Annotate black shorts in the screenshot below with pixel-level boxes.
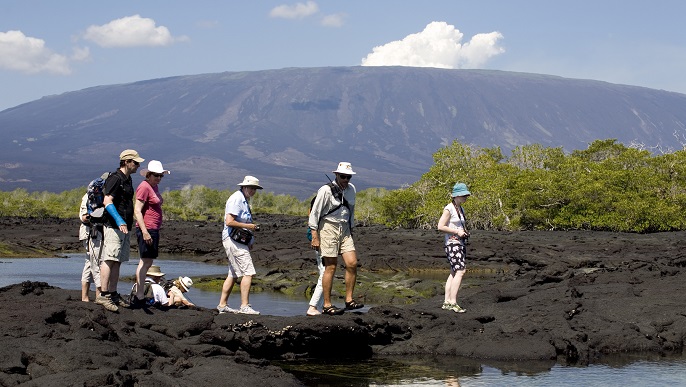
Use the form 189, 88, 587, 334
444, 242, 466, 272
136, 228, 160, 258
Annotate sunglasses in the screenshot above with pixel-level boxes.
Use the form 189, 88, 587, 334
151, 173, 164, 178
338, 174, 352, 180
130, 160, 140, 166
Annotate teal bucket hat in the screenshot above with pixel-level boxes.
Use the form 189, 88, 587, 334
451, 183, 471, 197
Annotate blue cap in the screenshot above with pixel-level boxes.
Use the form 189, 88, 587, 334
451, 183, 471, 197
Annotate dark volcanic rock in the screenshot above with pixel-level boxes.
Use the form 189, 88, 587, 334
2, 216, 686, 384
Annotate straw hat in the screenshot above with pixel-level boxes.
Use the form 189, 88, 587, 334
146, 265, 165, 277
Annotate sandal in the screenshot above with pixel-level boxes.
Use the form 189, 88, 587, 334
345, 300, 364, 310
322, 305, 345, 315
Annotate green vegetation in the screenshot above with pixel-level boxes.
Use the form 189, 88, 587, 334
2, 139, 685, 232
378, 139, 686, 232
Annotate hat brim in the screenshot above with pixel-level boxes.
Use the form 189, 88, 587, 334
140, 169, 171, 177
238, 183, 263, 189
452, 191, 471, 197
122, 156, 145, 163
147, 272, 165, 277
333, 170, 356, 175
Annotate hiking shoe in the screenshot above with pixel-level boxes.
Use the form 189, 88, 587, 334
111, 292, 130, 308
95, 294, 119, 312
345, 300, 364, 310
129, 295, 146, 309
217, 305, 238, 314
322, 305, 345, 315
441, 302, 453, 310
450, 304, 466, 313
237, 304, 260, 315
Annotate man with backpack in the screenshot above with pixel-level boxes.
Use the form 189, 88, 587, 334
95, 149, 144, 312
308, 162, 364, 315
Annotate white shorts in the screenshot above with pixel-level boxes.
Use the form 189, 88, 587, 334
222, 238, 256, 278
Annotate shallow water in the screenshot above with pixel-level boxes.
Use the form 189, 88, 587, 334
0, 254, 316, 316
281, 353, 686, 386
2, 256, 685, 385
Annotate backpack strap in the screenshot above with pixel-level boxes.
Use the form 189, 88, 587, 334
320, 183, 351, 220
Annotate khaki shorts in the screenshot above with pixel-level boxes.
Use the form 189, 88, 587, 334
102, 226, 131, 263
222, 238, 256, 278
81, 237, 102, 287
319, 221, 355, 258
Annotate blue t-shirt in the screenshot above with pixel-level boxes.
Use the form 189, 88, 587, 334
221, 190, 253, 241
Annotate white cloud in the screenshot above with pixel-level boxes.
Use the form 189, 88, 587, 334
71, 46, 91, 62
320, 13, 346, 28
269, 1, 319, 19
0, 30, 71, 74
361, 21, 504, 69
83, 15, 187, 47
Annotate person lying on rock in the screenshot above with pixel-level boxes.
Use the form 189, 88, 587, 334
168, 276, 195, 307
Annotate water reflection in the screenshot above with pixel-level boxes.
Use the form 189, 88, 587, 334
280, 353, 686, 386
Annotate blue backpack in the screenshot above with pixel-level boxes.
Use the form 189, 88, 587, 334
86, 172, 111, 223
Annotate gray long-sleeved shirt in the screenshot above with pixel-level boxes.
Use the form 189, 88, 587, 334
308, 182, 356, 230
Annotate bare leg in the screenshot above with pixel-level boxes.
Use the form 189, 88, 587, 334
81, 281, 90, 302
341, 250, 358, 303
446, 270, 464, 304
322, 256, 337, 307
135, 258, 153, 299
240, 275, 252, 307
218, 276, 235, 307
444, 274, 451, 304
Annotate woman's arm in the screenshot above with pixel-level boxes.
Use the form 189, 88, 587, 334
225, 213, 257, 231
134, 198, 152, 244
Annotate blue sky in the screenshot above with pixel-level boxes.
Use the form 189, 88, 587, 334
1, 1, 685, 111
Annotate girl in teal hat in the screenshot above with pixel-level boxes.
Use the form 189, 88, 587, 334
437, 182, 471, 313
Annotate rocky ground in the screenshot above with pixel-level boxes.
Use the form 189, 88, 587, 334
1, 215, 686, 386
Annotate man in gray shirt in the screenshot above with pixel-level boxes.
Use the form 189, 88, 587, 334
308, 162, 364, 315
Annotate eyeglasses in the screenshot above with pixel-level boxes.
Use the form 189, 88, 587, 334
338, 174, 352, 180
151, 173, 164, 178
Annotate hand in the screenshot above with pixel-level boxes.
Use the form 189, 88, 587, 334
119, 224, 129, 234
310, 234, 320, 250
144, 231, 153, 245
252, 223, 261, 232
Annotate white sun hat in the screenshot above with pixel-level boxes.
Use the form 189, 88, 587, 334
237, 175, 263, 189
332, 162, 356, 175
140, 160, 170, 177
178, 276, 193, 292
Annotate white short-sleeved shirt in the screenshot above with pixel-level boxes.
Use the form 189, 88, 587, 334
221, 190, 253, 241
443, 203, 466, 245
